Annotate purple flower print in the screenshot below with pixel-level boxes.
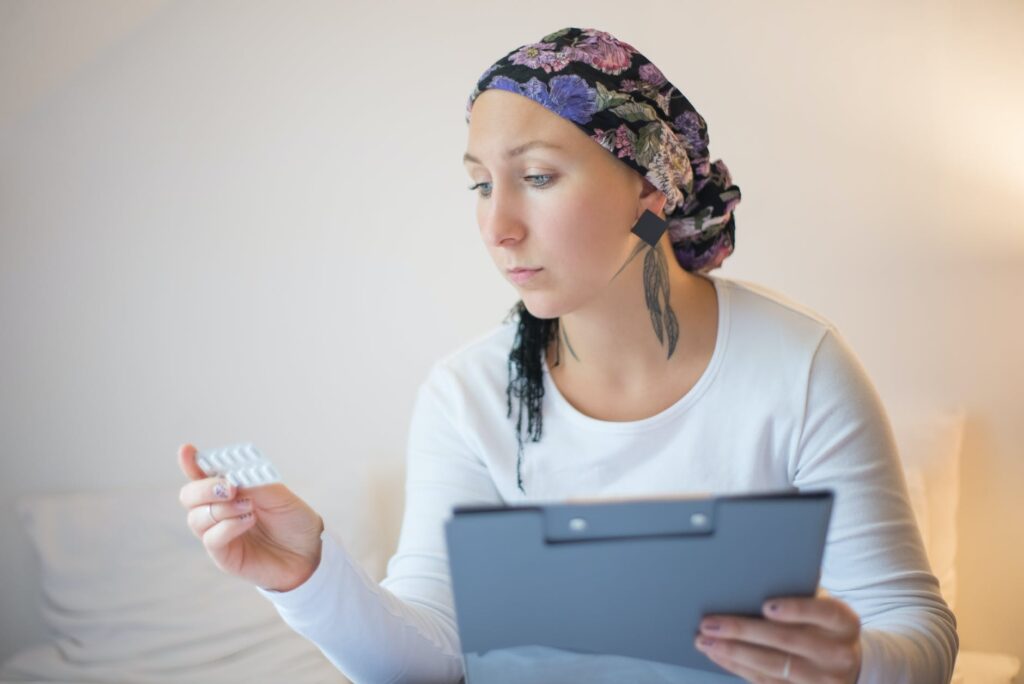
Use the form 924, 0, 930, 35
639, 63, 666, 87
521, 77, 551, 103
507, 28, 637, 75
487, 75, 526, 96
548, 75, 599, 124
486, 74, 598, 125
509, 41, 575, 73
612, 63, 672, 117
670, 208, 734, 272
613, 124, 635, 159
571, 29, 636, 74
674, 110, 709, 154
591, 124, 637, 160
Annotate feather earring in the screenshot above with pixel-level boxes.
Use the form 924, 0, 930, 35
632, 209, 679, 359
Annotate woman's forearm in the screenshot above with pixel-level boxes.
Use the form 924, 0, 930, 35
256, 528, 465, 684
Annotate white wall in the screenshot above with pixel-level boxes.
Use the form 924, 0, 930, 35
1, 0, 1021, 667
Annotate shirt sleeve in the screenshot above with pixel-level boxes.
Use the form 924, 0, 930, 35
255, 360, 503, 684
791, 326, 959, 683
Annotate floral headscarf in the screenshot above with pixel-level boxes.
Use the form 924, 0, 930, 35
465, 27, 742, 273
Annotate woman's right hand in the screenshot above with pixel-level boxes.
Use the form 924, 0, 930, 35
177, 443, 325, 592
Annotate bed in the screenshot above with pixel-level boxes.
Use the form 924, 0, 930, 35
1, 404, 1019, 683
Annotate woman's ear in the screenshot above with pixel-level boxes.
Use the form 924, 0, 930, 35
638, 177, 669, 219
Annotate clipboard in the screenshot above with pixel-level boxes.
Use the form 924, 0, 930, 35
444, 489, 834, 683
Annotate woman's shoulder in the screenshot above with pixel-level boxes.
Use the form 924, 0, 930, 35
707, 274, 850, 380
713, 274, 837, 343
715, 274, 835, 329
709, 276, 869, 412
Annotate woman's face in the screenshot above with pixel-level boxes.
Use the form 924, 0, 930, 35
463, 89, 654, 319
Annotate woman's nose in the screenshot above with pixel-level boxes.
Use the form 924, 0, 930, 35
480, 201, 525, 246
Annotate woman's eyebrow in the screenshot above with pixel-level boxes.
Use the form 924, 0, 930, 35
462, 140, 565, 165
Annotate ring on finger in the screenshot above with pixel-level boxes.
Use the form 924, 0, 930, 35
207, 502, 219, 524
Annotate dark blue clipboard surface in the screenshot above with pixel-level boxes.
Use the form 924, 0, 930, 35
444, 489, 834, 683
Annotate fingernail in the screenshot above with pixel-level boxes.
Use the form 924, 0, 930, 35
697, 636, 715, 648
701, 620, 721, 632
213, 482, 231, 499
767, 602, 780, 612
233, 498, 251, 511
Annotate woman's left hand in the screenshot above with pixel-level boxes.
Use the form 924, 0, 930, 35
694, 595, 863, 683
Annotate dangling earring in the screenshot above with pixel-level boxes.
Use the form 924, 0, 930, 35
632, 209, 680, 359
631, 208, 669, 247
612, 208, 670, 281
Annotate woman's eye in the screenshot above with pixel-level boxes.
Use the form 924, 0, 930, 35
467, 175, 553, 198
468, 181, 492, 197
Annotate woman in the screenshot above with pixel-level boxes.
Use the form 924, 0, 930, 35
177, 27, 957, 683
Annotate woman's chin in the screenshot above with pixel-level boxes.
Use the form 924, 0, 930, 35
518, 293, 567, 321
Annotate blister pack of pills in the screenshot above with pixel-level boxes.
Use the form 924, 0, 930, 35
196, 442, 282, 487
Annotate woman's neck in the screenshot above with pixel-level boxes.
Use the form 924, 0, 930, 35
545, 263, 718, 398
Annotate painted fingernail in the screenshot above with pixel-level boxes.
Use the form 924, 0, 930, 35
701, 620, 721, 632
767, 602, 780, 613
213, 482, 231, 499
233, 498, 251, 511
697, 636, 715, 648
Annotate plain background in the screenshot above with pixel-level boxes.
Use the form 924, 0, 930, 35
1, 0, 1022, 668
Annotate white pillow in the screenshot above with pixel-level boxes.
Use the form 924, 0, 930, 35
886, 402, 965, 611
3, 467, 395, 684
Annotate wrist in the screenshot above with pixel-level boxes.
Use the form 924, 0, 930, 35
270, 518, 325, 592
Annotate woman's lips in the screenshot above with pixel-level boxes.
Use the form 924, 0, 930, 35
508, 267, 543, 284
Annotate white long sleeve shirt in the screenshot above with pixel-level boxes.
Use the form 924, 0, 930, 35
257, 272, 958, 683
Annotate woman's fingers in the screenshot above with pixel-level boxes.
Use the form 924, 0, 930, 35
202, 510, 258, 551
696, 596, 863, 682
177, 443, 263, 568
177, 443, 207, 481
698, 616, 825, 663
701, 646, 802, 684
186, 497, 254, 538
178, 476, 236, 509
762, 597, 861, 639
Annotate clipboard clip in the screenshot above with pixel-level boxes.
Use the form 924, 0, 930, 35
542, 499, 716, 544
